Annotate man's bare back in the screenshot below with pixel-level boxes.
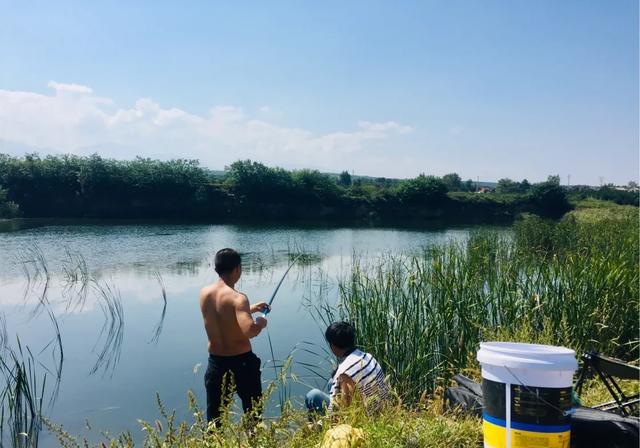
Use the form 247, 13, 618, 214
200, 279, 268, 356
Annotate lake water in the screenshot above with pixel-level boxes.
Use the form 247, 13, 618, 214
0, 223, 475, 446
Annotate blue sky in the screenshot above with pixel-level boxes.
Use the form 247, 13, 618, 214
0, 1, 637, 184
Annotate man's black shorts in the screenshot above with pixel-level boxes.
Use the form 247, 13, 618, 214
204, 351, 262, 423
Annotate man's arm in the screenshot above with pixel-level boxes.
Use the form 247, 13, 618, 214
338, 373, 356, 406
235, 294, 267, 339
249, 301, 271, 314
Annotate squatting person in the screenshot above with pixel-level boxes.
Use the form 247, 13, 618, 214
199, 248, 270, 424
305, 321, 390, 415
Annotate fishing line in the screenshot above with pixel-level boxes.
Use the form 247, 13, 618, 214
264, 254, 303, 314
505, 366, 576, 417
258, 254, 302, 409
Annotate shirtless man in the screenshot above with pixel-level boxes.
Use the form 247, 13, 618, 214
200, 248, 270, 424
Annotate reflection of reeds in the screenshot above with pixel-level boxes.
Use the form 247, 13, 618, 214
15, 244, 50, 317
149, 270, 167, 344
38, 307, 64, 406
89, 279, 125, 377
61, 247, 90, 312
286, 241, 322, 266
0, 314, 7, 353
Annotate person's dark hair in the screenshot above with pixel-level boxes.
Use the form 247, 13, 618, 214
325, 321, 356, 350
214, 248, 241, 275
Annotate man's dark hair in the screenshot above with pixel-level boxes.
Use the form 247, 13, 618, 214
214, 248, 241, 275
325, 321, 356, 350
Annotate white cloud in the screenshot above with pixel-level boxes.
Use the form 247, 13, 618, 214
47, 81, 94, 94
0, 82, 414, 171
358, 120, 413, 135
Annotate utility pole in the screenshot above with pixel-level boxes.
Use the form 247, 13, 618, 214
599, 176, 604, 187
567, 174, 571, 187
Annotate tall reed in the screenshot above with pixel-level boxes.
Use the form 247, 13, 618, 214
0, 339, 46, 448
316, 209, 639, 404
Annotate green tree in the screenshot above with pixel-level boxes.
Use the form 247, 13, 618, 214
291, 169, 339, 202
396, 175, 448, 205
547, 175, 561, 185
225, 160, 293, 200
338, 170, 352, 187
442, 173, 462, 191
496, 178, 519, 194
0, 186, 19, 218
464, 179, 475, 192
519, 179, 531, 193
529, 177, 570, 218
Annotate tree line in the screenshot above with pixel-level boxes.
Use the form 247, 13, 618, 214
0, 153, 636, 222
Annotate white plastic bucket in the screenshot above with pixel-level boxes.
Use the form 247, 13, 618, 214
477, 342, 578, 448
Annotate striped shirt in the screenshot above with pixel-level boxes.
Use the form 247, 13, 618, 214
328, 349, 390, 412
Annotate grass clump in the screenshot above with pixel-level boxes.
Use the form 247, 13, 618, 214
48, 389, 482, 448
314, 204, 638, 404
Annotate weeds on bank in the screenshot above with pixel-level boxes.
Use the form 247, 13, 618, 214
47, 387, 483, 448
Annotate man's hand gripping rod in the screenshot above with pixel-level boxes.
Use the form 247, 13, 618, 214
258, 254, 302, 318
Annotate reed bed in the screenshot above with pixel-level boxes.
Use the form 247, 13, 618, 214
315, 209, 639, 404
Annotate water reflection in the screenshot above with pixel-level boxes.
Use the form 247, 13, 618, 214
0, 223, 475, 446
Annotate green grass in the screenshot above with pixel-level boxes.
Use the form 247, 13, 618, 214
578, 378, 639, 409
48, 389, 483, 448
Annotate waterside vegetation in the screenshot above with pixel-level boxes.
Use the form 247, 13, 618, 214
2, 154, 635, 223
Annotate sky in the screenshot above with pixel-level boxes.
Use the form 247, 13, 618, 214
0, 1, 638, 185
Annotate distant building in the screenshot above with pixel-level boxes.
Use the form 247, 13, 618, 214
616, 185, 639, 192
476, 187, 492, 194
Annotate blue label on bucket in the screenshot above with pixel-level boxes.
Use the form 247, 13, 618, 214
483, 413, 570, 433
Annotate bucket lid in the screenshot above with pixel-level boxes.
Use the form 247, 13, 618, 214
477, 342, 578, 371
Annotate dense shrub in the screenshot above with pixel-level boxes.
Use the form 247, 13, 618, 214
1, 153, 631, 223
528, 177, 571, 218
0, 186, 19, 218
568, 185, 639, 206
0, 153, 211, 218
395, 175, 448, 205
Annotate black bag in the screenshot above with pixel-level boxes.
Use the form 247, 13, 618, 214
570, 407, 639, 448
444, 374, 483, 417
443, 374, 640, 448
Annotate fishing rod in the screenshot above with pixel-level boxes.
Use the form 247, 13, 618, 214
260, 253, 302, 316
259, 253, 302, 405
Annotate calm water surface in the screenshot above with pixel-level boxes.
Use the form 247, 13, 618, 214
0, 223, 475, 446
